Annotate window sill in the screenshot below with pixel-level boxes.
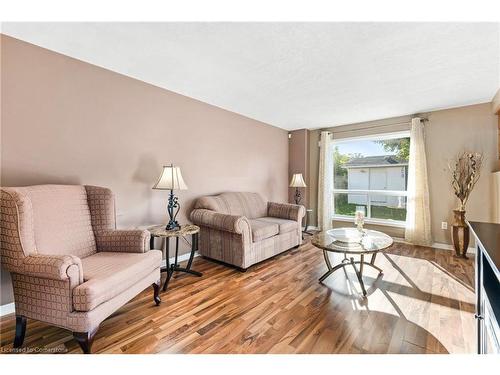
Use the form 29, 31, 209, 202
332, 215, 407, 229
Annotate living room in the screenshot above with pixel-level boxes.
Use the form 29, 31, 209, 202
0, 1, 499, 372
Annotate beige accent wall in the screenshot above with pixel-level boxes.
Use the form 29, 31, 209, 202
493, 172, 500, 223
492, 88, 500, 222
0, 35, 289, 306
492, 88, 500, 170
307, 103, 498, 244
288, 129, 310, 206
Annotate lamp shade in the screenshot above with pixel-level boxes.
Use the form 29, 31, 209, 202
153, 165, 188, 190
289, 173, 307, 188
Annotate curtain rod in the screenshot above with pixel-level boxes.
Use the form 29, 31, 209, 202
322, 118, 428, 135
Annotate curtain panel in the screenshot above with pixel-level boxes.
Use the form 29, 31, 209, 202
405, 118, 432, 245
317, 131, 333, 231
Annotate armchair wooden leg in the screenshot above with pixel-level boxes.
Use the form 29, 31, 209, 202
13, 315, 27, 348
152, 282, 161, 306
73, 328, 98, 354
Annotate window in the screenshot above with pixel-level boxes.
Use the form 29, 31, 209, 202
332, 131, 410, 226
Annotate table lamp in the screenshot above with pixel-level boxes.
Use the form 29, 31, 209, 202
153, 164, 188, 230
289, 173, 307, 204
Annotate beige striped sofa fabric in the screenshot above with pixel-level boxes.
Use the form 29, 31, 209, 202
0, 185, 161, 334
190, 192, 305, 269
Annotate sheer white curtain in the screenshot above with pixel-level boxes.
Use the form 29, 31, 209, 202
317, 131, 333, 231
405, 118, 432, 245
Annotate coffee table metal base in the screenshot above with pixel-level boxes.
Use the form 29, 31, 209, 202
319, 252, 383, 296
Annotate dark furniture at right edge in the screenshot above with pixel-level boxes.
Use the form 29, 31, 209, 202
468, 221, 500, 354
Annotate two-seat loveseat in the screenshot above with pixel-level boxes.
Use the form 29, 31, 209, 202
190, 192, 305, 270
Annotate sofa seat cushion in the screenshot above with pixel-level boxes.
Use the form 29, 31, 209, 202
73, 250, 162, 312
249, 219, 279, 242
256, 217, 298, 234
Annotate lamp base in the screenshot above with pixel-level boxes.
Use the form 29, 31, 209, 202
294, 188, 302, 205
165, 190, 181, 231
165, 221, 180, 231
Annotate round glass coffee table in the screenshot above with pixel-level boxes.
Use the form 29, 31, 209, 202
312, 228, 393, 296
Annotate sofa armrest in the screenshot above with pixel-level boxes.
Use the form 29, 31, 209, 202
95, 229, 150, 253
190, 209, 251, 234
21, 254, 83, 284
268, 202, 306, 221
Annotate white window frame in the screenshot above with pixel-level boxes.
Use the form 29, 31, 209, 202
332, 131, 410, 228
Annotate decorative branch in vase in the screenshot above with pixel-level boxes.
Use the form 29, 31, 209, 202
448, 151, 483, 258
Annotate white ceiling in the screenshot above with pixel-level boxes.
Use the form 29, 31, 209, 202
2, 22, 499, 130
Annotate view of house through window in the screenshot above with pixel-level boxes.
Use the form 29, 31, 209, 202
332, 132, 410, 224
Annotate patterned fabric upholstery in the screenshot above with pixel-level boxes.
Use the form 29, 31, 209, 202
197, 227, 247, 267
255, 217, 297, 234
245, 230, 298, 267
0, 189, 37, 271
194, 192, 267, 219
21, 254, 83, 283
73, 250, 162, 311
83, 186, 150, 253
248, 219, 279, 242
22, 185, 97, 258
190, 209, 251, 234
0, 184, 161, 334
191, 192, 305, 269
12, 273, 79, 330
68, 269, 159, 332
95, 229, 150, 253
268, 202, 305, 221
267, 201, 305, 241
85, 186, 116, 232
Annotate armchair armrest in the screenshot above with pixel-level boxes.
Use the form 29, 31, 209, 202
21, 254, 83, 284
268, 202, 306, 221
190, 209, 251, 234
95, 229, 150, 253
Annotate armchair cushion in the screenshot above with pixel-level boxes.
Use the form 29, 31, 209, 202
248, 219, 279, 242
73, 250, 162, 311
27, 185, 97, 258
190, 209, 251, 234
268, 202, 305, 221
95, 229, 150, 253
22, 254, 83, 284
255, 217, 297, 235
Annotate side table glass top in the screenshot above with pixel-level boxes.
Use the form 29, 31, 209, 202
312, 228, 393, 254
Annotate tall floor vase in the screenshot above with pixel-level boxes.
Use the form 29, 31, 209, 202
451, 209, 470, 258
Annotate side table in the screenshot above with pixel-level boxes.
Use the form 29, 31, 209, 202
303, 208, 314, 238
148, 224, 202, 291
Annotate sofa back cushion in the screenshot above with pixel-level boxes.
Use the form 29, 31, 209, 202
194, 192, 267, 219
24, 185, 97, 258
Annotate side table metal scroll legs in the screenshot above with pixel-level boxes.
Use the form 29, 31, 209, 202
148, 224, 202, 292
302, 208, 314, 239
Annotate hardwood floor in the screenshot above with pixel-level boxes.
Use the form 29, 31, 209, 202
0, 238, 475, 354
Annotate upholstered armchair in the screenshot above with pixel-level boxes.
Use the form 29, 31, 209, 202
190, 192, 305, 270
0, 185, 162, 353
